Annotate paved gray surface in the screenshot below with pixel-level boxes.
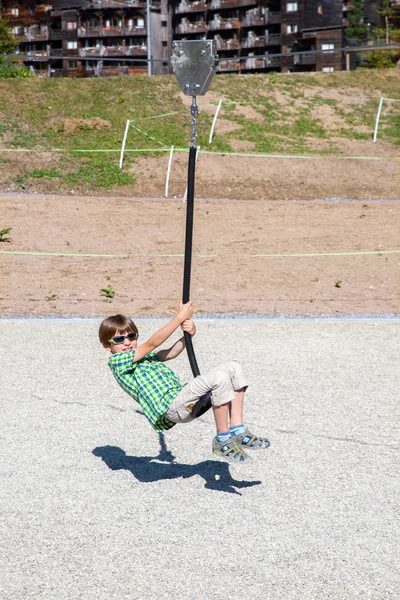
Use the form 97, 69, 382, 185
1, 317, 399, 600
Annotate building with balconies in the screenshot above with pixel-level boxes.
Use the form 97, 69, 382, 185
172, 0, 347, 73
1, 0, 354, 76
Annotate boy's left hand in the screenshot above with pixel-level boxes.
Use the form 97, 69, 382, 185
181, 319, 196, 336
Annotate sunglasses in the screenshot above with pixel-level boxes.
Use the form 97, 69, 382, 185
108, 332, 138, 345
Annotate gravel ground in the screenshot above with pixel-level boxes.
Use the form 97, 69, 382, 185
1, 317, 399, 600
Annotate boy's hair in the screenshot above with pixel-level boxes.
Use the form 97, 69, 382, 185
98, 314, 138, 346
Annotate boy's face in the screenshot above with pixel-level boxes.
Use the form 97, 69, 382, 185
104, 329, 138, 354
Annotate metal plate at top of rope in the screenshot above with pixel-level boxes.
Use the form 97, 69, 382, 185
171, 40, 218, 96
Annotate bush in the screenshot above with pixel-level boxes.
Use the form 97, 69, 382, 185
0, 58, 33, 79
367, 50, 400, 69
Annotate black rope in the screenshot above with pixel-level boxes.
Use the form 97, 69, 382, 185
183, 145, 212, 418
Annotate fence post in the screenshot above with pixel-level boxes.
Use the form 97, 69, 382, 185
373, 98, 384, 143
209, 100, 222, 145
119, 119, 130, 169
165, 145, 174, 198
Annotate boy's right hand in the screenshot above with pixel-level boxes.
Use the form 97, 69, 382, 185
178, 301, 193, 323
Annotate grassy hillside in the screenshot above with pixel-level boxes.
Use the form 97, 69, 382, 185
0, 69, 399, 191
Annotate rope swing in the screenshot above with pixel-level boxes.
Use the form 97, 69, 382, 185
171, 40, 218, 418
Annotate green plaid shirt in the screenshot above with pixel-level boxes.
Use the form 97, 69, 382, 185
108, 350, 183, 432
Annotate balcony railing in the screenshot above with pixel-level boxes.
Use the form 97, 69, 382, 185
266, 10, 281, 24
50, 48, 79, 56
217, 59, 240, 71
293, 53, 316, 65
214, 37, 240, 50
210, 0, 238, 8
241, 14, 265, 27
176, 1, 207, 13
209, 17, 241, 30
78, 26, 146, 37
90, 0, 145, 7
176, 20, 208, 33
241, 32, 281, 48
302, 31, 317, 39
49, 68, 64, 78
210, 0, 257, 7
24, 50, 50, 60
79, 45, 147, 57
265, 55, 281, 67
243, 56, 265, 69
265, 33, 281, 45
241, 37, 265, 48
85, 65, 130, 77
49, 29, 63, 40
15, 31, 50, 42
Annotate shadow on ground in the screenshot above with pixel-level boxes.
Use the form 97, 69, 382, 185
93, 434, 261, 495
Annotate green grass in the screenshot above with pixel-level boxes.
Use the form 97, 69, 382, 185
0, 69, 399, 191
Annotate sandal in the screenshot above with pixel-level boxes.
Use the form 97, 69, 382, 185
233, 428, 270, 450
212, 438, 251, 463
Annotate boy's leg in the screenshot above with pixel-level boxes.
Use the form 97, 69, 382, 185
229, 387, 245, 427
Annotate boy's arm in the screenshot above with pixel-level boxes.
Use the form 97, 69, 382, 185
155, 319, 196, 362
132, 302, 193, 363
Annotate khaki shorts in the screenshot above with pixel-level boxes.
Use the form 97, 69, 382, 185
165, 361, 248, 424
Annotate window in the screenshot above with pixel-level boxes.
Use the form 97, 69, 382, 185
287, 24, 298, 33
11, 7, 19, 15
137, 18, 145, 28
318, 2, 323, 13
162, 20, 167, 27
67, 22, 77, 30
12, 26, 20, 34
287, 2, 298, 11
321, 43, 334, 52
67, 41, 78, 49
68, 60, 77, 68
323, 66, 334, 72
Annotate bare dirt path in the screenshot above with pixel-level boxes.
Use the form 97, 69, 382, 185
1, 193, 399, 316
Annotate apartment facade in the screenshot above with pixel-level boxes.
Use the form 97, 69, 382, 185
1, 0, 348, 76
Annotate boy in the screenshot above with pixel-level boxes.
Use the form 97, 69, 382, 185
99, 301, 270, 463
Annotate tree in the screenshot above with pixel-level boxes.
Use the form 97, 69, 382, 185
0, 17, 17, 55
377, 0, 396, 44
346, 0, 370, 44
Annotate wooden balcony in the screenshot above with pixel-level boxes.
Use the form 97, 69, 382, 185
77, 26, 147, 38
265, 33, 281, 45
241, 33, 281, 48
214, 37, 240, 50
49, 29, 63, 41
175, 1, 207, 14
293, 53, 316, 65
50, 48, 79, 57
24, 50, 51, 61
78, 45, 147, 57
176, 19, 208, 34
243, 56, 265, 69
265, 55, 281, 67
266, 10, 281, 24
15, 30, 50, 42
217, 58, 240, 71
210, 0, 239, 9
209, 17, 241, 31
241, 14, 265, 28
90, 0, 146, 7
209, 0, 257, 8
